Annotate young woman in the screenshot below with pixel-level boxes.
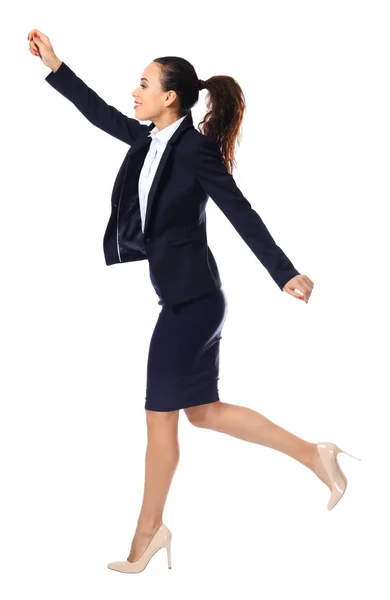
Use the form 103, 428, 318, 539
28, 29, 361, 574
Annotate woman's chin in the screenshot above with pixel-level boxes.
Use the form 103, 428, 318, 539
135, 109, 148, 120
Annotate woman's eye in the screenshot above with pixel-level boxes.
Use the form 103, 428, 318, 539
140, 84, 146, 88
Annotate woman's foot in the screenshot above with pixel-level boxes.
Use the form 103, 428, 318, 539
127, 522, 162, 563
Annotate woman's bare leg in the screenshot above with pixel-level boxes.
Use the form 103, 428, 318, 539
127, 409, 180, 562
184, 401, 332, 490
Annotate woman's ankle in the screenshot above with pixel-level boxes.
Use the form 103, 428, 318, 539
136, 518, 163, 536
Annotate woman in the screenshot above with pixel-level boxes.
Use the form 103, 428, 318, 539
28, 29, 361, 574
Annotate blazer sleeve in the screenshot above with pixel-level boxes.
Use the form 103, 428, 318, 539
196, 136, 300, 291
45, 61, 148, 145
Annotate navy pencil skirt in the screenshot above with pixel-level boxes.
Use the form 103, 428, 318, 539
145, 264, 228, 412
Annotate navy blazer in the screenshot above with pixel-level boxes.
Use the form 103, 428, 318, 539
45, 61, 300, 308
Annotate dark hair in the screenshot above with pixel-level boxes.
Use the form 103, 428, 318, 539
153, 56, 246, 174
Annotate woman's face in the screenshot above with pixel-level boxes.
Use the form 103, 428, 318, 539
131, 62, 177, 122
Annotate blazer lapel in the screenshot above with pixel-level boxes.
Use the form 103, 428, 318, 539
142, 111, 195, 235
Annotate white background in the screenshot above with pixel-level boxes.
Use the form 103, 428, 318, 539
2, 0, 388, 597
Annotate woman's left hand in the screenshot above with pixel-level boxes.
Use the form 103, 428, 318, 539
282, 274, 314, 303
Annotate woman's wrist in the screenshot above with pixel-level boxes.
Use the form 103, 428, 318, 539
50, 57, 62, 73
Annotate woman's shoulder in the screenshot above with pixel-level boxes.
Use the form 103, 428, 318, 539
182, 130, 219, 162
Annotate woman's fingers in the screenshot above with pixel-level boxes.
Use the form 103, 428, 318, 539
291, 283, 310, 302
28, 37, 39, 55
27, 29, 50, 48
35, 29, 48, 39
28, 29, 49, 43
27, 30, 41, 55
302, 274, 314, 288
29, 39, 39, 52
288, 289, 306, 299
27, 30, 39, 41
296, 280, 312, 296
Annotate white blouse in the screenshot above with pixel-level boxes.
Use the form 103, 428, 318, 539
138, 114, 187, 233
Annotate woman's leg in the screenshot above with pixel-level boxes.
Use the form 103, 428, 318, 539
128, 409, 180, 562
184, 401, 332, 490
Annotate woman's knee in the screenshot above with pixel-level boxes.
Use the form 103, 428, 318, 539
184, 400, 220, 427
145, 409, 179, 430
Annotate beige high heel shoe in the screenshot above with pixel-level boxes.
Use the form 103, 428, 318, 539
316, 442, 361, 511
107, 523, 172, 573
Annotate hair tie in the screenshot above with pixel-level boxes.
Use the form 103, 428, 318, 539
198, 79, 206, 90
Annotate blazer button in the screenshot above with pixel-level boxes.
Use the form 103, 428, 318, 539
146, 236, 150, 242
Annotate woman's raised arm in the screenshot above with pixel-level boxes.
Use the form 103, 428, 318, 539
28, 29, 148, 145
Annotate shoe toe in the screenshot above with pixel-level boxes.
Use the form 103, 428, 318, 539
107, 560, 131, 572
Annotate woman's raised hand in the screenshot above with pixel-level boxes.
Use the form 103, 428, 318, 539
27, 29, 61, 70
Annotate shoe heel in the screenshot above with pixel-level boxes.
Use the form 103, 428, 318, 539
166, 541, 172, 569
336, 445, 362, 462
317, 442, 361, 511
